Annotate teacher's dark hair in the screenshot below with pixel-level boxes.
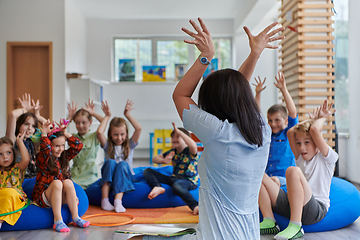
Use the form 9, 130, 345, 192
198, 69, 264, 146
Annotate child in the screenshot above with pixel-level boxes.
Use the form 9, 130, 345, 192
130, 18, 284, 240
31, 119, 90, 232
143, 122, 199, 214
0, 134, 30, 229
5, 93, 46, 179
97, 100, 142, 213
67, 99, 104, 189
259, 100, 338, 240
254, 72, 298, 186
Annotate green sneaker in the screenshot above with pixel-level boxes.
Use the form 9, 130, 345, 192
274, 224, 304, 240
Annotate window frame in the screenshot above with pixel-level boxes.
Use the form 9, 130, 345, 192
112, 36, 232, 82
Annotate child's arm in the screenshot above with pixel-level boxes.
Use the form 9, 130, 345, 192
33, 99, 47, 125
17, 132, 30, 171
38, 119, 53, 162
252, 76, 267, 110
172, 122, 197, 156
274, 71, 297, 118
152, 151, 175, 164
67, 101, 78, 121
56, 119, 83, 160
287, 125, 300, 160
97, 101, 111, 148
124, 100, 142, 144
173, 18, 215, 120
6, 93, 34, 142
309, 100, 336, 157
238, 23, 284, 81
83, 99, 104, 122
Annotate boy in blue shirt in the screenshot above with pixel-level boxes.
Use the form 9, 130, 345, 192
259, 100, 338, 239
254, 71, 298, 186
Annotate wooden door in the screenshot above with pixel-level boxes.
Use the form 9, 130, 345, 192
7, 42, 52, 120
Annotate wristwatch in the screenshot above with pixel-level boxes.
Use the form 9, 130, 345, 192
199, 56, 211, 65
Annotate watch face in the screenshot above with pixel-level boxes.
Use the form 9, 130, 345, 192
200, 57, 210, 65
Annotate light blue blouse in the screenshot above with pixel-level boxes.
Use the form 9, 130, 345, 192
145, 105, 271, 240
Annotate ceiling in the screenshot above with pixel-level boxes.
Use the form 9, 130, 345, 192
71, 0, 253, 20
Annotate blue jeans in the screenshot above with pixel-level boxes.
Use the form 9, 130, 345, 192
143, 168, 198, 210
100, 160, 135, 195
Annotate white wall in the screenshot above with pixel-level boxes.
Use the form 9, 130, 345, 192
233, 1, 280, 117
0, 0, 66, 128
86, 18, 233, 82
65, 0, 87, 106
346, 0, 360, 183
65, 0, 87, 74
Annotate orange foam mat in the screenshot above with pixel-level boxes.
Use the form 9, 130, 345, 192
84, 205, 199, 224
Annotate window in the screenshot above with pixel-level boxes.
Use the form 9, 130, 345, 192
333, 0, 349, 131
114, 37, 232, 82
194, 38, 232, 70
114, 39, 152, 82
157, 40, 189, 80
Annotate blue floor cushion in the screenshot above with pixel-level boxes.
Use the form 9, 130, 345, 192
267, 177, 360, 233
86, 166, 199, 208
1, 177, 89, 231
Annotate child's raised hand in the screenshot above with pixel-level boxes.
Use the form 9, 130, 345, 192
308, 106, 321, 120
55, 118, 69, 133
252, 76, 267, 94
171, 122, 179, 132
16, 131, 26, 144
67, 101, 78, 121
182, 17, 215, 58
19, 93, 34, 112
83, 99, 95, 115
32, 99, 43, 113
124, 99, 134, 116
319, 99, 336, 119
42, 119, 52, 134
243, 22, 285, 57
274, 71, 287, 91
101, 101, 111, 117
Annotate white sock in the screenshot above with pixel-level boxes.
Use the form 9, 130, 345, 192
114, 199, 126, 213
101, 198, 114, 211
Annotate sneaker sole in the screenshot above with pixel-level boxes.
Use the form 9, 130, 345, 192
260, 225, 280, 235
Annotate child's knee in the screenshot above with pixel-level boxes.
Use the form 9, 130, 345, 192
270, 176, 280, 186
285, 166, 301, 179
143, 168, 153, 176
172, 182, 186, 195
51, 179, 63, 190
104, 159, 117, 168
63, 179, 74, 189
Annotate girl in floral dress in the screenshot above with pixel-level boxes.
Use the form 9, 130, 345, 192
0, 134, 30, 229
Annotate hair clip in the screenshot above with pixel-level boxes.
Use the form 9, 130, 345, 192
30, 128, 41, 143
48, 134, 57, 140
47, 118, 70, 138
62, 119, 70, 126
